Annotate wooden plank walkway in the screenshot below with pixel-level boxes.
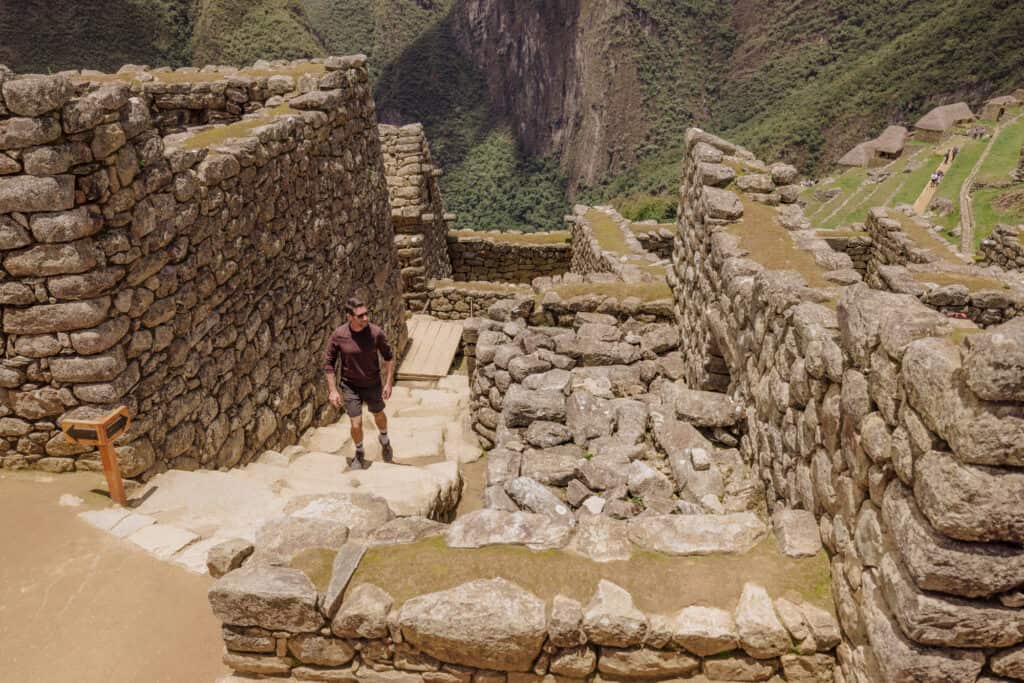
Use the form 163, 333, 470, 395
397, 315, 463, 381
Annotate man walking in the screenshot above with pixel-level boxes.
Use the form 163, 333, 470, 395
323, 298, 396, 469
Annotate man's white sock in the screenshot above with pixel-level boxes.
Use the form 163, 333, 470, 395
379, 431, 389, 445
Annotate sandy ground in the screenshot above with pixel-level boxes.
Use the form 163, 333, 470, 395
0, 470, 228, 683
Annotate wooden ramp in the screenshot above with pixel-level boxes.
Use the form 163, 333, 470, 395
397, 315, 463, 381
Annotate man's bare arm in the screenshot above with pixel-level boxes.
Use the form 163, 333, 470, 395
325, 371, 342, 407
382, 358, 395, 399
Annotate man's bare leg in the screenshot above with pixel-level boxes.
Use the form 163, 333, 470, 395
373, 411, 392, 462
350, 414, 367, 468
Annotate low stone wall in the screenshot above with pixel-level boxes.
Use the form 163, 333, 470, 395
873, 263, 1024, 326
632, 226, 674, 260
820, 233, 872, 276
568, 206, 663, 283
380, 123, 452, 311
448, 231, 570, 283
862, 207, 958, 278
73, 59, 332, 136
0, 58, 405, 478
980, 223, 1024, 271
211, 568, 840, 682
426, 280, 533, 321
671, 127, 1024, 683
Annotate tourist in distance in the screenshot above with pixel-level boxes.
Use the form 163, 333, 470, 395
322, 297, 396, 470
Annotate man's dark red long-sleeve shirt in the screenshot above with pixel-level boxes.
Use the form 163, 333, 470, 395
322, 323, 394, 387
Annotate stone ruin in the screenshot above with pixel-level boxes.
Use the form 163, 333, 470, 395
0, 57, 406, 478
3, 54, 1024, 683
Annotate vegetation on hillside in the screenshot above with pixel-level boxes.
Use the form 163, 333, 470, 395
191, 0, 324, 65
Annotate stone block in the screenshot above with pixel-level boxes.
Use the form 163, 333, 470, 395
208, 564, 323, 632
0, 174, 73, 212
582, 580, 648, 647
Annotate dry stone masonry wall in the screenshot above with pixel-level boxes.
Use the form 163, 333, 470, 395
863, 209, 1024, 326
0, 57, 405, 478
447, 231, 571, 283
73, 59, 329, 136
670, 127, 1024, 683
380, 123, 452, 311
981, 223, 1024, 272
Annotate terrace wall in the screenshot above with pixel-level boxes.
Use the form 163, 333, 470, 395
980, 223, 1024, 271
0, 58, 406, 478
380, 123, 452, 312
447, 231, 571, 283
670, 128, 1024, 683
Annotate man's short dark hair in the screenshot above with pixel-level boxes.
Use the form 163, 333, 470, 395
345, 297, 366, 316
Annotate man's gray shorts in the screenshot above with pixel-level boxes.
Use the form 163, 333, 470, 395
341, 381, 385, 418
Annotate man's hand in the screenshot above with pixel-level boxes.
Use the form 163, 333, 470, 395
382, 383, 393, 400
329, 390, 342, 408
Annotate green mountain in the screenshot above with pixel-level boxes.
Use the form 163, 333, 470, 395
2, 0, 1021, 231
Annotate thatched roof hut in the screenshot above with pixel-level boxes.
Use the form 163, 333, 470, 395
915, 102, 975, 133
837, 126, 908, 167
982, 95, 1020, 121
871, 125, 909, 156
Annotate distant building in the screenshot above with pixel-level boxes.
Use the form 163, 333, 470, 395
837, 125, 909, 167
982, 95, 1020, 122
914, 102, 975, 141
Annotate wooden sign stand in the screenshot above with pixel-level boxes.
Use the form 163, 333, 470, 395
60, 406, 131, 506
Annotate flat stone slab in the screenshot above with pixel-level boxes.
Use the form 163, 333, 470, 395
445, 509, 572, 550
772, 509, 822, 558
283, 492, 393, 539
109, 512, 157, 538
299, 423, 351, 454
573, 515, 633, 562
627, 513, 767, 555
323, 543, 367, 618
78, 507, 130, 531
208, 564, 323, 633
367, 517, 447, 546
172, 536, 232, 575
127, 523, 199, 561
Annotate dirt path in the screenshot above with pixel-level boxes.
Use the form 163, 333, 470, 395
912, 155, 954, 215
0, 471, 228, 683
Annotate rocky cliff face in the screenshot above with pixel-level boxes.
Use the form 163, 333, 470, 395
453, 0, 648, 190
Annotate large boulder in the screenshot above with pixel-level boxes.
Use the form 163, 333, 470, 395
674, 386, 743, 427
398, 578, 547, 672
332, 583, 392, 639
882, 482, 1024, 598
283, 492, 394, 539
521, 446, 584, 486
860, 572, 984, 683
566, 390, 616, 444
504, 476, 573, 521
549, 594, 586, 647
628, 514, 766, 555
503, 385, 566, 427
672, 606, 739, 656
735, 583, 791, 659
913, 451, 1024, 544
772, 509, 823, 558
251, 516, 349, 566
445, 509, 572, 550
596, 647, 700, 678
963, 319, 1024, 402
208, 565, 323, 632
582, 580, 648, 646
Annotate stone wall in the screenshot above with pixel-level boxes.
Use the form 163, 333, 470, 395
568, 205, 664, 283
73, 59, 330, 136
820, 234, 872, 276
211, 568, 841, 682
380, 123, 452, 311
980, 223, 1024, 271
426, 281, 534, 321
447, 231, 570, 283
862, 207, 957, 277
632, 226, 674, 260
0, 58, 406, 478
670, 128, 1024, 683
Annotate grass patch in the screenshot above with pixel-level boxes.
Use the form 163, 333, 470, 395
911, 269, 1010, 292
181, 104, 298, 149
449, 230, 570, 246
891, 152, 945, 206
348, 535, 834, 615
585, 208, 633, 256
628, 222, 675, 235
971, 186, 1024, 250
291, 547, 336, 592
729, 199, 831, 289
948, 326, 985, 346
435, 280, 530, 294
976, 116, 1024, 185
550, 280, 672, 303
614, 193, 677, 222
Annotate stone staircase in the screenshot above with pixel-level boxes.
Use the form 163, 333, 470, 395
79, 376, 478, 574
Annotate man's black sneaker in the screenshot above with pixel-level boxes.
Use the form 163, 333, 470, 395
381, 441, 394, 463
349, 454, 367, 471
